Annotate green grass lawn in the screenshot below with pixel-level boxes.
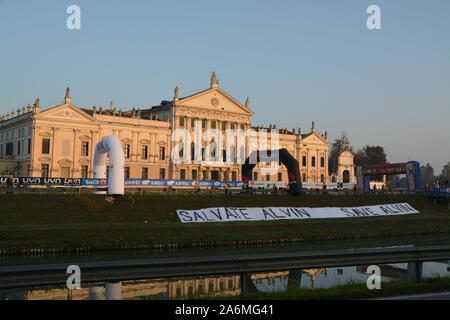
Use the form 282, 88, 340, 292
0, 193, 448, 254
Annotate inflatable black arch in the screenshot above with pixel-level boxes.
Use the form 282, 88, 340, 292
241, 148, 302, 195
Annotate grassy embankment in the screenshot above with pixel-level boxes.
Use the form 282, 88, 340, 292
0, 193, 448, 255
187, 277, 450, 300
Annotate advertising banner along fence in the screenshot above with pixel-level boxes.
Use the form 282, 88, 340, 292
176, 203, 419, 223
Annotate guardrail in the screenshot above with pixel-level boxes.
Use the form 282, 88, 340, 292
1, 245, 450, 290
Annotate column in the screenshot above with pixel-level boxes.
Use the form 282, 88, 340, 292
72, 129, 80, 178
50, 127, 59, 177
105, 282, 122, 300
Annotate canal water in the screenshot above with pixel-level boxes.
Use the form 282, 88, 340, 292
0, 234, 449, 300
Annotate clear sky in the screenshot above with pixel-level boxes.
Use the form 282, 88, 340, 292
1, 0, 449, 172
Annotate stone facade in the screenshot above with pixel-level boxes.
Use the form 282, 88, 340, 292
336, 150, 356, 183
0, 74, 335, 183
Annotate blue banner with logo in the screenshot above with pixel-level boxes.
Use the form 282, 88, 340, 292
0, 177, 82, 186
2, 177, 244, 189
82, 178, 245, 189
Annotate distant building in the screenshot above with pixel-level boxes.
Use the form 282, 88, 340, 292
0, 73, 352, 183
336, 150, 356, 183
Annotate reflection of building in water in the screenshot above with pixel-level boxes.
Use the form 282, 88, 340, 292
357, 265, 407, 280
11, 269, 328, 300
15, 274, 244, 300
303, 268, 328, 288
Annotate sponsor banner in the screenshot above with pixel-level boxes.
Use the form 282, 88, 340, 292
176, 203, 419, 223
81, 178, 244, 188
248, 181, 356, 190
0, 177, 82, 186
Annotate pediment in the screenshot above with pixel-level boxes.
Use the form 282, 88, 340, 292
301, 132, 331, 146
57, 158, 72, 166
177, 88, 253, 116
36, 103, 98, 123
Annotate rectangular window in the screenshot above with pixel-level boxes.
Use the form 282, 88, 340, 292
278, 172, 282, 181
180, 169, 186, 180
142, 167, 148, 179
321, 157, 325, 168
17, 141, 20, 156
124, 144, 130, 159
302, 156, 307, 166
202, 170, 208, 180
211, 120, 216, 129
142, 145, 148, 160
28, 138, 31, 154
311, 156, 316, 167
0, 144, 3, 156
253, 172, 258, 181
191, 169, 197, 180
81, 141, 89, 157
191, 118, 196, 128
266, 174, 270, 181
124, 167, 130, 179
222, 150, 226, 162
202, 119, 206, 129
179, 117, 185, 127
222, 122, 226, 131
159, 147, 165, 160
41, 164, 49, 177
42, 138, 50, 154
160, 168, 165, 179
321, 174, 325, 183
5, 142, 13, 155
240, 124, 245, 130
81, 165, 89, 178
230, 123, 235, 130
302, 173, 307, 182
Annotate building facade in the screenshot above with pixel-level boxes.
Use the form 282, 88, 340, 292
0, 74, 337, 183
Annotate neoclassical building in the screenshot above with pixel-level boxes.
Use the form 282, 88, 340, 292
0, 73, 334, 183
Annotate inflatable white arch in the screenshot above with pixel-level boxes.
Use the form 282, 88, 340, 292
93, 136, 125, 195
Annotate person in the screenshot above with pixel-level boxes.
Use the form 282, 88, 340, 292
6, 175, 14, 194
286, 184, 290, 193
193, 181, 200, 193
224, 182, 230, 196
272, 184, 277, 195
353, 184, 357, 195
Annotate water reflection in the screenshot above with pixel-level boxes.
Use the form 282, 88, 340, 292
1, 260, 449, 300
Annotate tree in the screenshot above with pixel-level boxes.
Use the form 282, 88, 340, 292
421, 163, 436, 186
328, 132, 353, 175
437, 162, 450, 187
354, 145, 388, 182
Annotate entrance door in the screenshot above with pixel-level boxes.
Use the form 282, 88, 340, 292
211, 170, 219, 181
343, 170, 350, 183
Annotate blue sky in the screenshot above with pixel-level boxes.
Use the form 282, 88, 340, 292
1, 0, 449, 171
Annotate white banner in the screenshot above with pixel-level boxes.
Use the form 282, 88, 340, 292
177, 203, 419, 223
